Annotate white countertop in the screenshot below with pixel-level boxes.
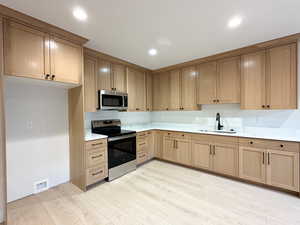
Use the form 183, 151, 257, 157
85, 123, 300, 142
85, 129, 107, 141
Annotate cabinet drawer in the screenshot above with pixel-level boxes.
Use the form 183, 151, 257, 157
239, 138, 299, 152
86, 148, 107, 168
85, 139, 107, 150
191, 134, 238, 146
137, 140, 147, 152
86, 164, 108, 186
137, 131, 149, 139
137, 151, 148, 164
164, 131, 190, 140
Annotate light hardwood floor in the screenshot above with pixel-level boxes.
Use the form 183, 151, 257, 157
7, 160, 300, 225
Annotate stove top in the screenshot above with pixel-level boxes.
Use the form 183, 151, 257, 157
91, 119, 136, 137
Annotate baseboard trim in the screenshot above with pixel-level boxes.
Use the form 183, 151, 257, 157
154, 157, 300, 197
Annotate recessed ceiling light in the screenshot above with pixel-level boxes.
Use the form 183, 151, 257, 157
228, 16, 242, 29
73, 7, 88, 21
148, 49, 157, 56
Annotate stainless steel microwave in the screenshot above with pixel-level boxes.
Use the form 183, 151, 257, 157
98, 90, 128, 111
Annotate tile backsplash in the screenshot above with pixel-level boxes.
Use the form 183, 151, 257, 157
85, 104, 300, 131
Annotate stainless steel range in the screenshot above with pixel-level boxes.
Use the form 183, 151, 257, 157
91, 120, 136, 181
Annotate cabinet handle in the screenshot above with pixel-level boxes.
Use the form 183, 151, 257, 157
209, 145, 212, 155
216, 100, 219, 103
166, 108, 169, 111
262, 152, 265, 164
267, 105, 270, 108
136, 108, 140, 111
92, 143, 103, 146
45, 74, 50, 79
267, 152, 270, 165
139, 154, 146, 158
92, 154, 103, 159
262, 105, 265, 108
280, 144, 284, 148
92, 170, 103, 176
213, 146, 216, 155
51, 75, 56, 80
249, 141, 253, 144
213, 100, 216, 103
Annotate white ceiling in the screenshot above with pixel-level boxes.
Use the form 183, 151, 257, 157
1, 0, 300, 70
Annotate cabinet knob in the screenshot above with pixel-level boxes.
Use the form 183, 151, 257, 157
249, 141, 253, 144
213, 100, 216, 103
280, 144, 284, 148
262, 105, 265, 108
45, 74, 50, 79
216, 99, 219, 103
51, 75, 55, 80
166, 108, 169, 111
267, 105, 270, 108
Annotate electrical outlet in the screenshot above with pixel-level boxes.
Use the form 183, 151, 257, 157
33, 179, 49, 194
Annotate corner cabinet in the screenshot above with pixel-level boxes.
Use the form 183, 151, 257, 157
84, 55, 98, 112
4, 20, 83, 84
241, 43, 297, 110
152, 72, 170, 111
196, 57, 240, 104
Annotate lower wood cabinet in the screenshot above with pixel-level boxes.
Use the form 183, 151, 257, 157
137, 131, 154, 165
239, 138, 299, 191
191, 135, 238, 176
84, 139, 108, 187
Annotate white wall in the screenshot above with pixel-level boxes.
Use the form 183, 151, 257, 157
4, 78, 70, 202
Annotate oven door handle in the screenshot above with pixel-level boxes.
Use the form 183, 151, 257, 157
108, 133, 136, 142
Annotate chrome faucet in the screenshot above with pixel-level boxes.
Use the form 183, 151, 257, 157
216, 113, 224, 130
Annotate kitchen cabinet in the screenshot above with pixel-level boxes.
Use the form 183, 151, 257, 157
239, 146, 266, 184
241, 43, 297, 110
196, 61, 217, 104
137, 131, 154, 164
196, 57, 240, 104
181, 66, 198, 110
154, 130, 164, 158
241, 51, 266, 110
49, 37, 82, 84
191, 134, 238, 176
169, 69, 181, 110
127, 68, 146, 111
239, 138, 299, 191
152, 72, 170, 111
84, 55, 97, 112
112, 63, 127, 92
162, 132, 191, 165
146, 72, 153, 111
4, 21, 50, 80
4, 20, 83, 84
266, 43, 297, 109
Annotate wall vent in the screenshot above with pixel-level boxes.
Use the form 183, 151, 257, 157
33, 179, 49, 194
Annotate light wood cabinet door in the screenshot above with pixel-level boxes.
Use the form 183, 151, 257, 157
241, 51, 266, 110
127, 68, 146, 111
152, 72, 170, 111
146, 73, 152, 111
50, 37, 82, 84
175, 139, 191, 166
266, 150, 299, 191
146, 131, 154, 159
154, 131, 164, 158
163, 137, 176, 162
112, 63, 126, 92
97, 60, 112, 91
191, 140, 212, 170
181, 66, 197, 110
266, 43, 297, 109
196, 61, 217, 104
84, 56, 97, 112
217, 57, 240, 104
135, 70, 146, 111
169, 69, 181, 110
212, 143, 238, 176
239, 146, 266, 184
4, 21, 50, 80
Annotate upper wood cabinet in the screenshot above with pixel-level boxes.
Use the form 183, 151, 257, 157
196, 61, 217, 104
241, 43, 297, 110
217, 56, 240, 104
146, 72, 153, 111
169, 70, 181, 110
127, 68, 146, 111
266, 43, 297, 109
84, 56, 97, 112
97, 60, 127, 92
196, 57, 240, 104
4, 21, 50, 80
152, 72, 170, 111
49, 37, 82, 84
4, 21, 83, 84
181, 66, 198, 110
241, 51, 266, 109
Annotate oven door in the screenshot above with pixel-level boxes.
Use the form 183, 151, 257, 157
108, 134, 136, 169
